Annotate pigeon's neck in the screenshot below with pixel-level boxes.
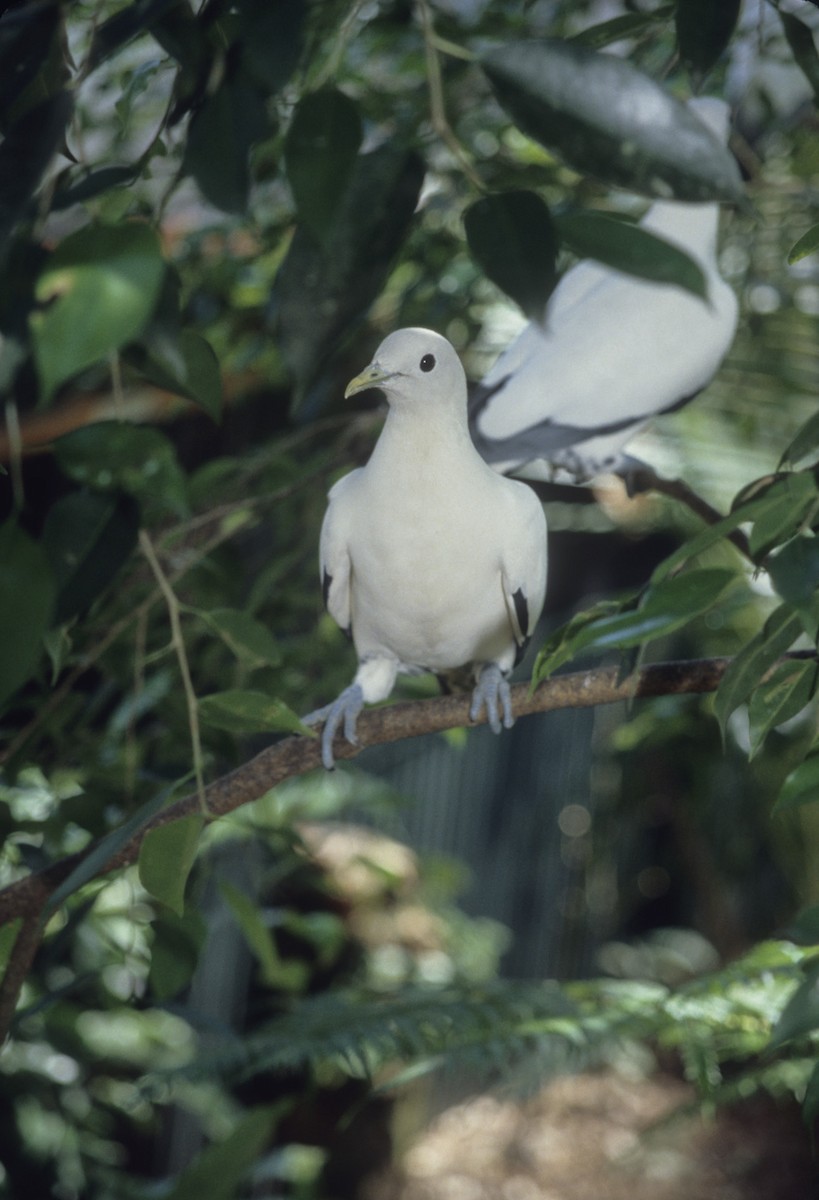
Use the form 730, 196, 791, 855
369, 401, 476, 480
641, 199, 721, 264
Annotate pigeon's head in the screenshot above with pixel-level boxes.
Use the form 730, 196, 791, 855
344, 327, 466, 409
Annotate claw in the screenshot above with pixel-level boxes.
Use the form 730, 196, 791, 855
469, 664, 513, 734
302, 683, 365, 769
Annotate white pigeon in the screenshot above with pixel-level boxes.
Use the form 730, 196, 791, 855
304, 327, 548, 769
468, 96, 739, 484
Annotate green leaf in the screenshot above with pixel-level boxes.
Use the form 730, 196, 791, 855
464, 190, 558, 320
41, 490, 139, 624
534, 569, 734, 680
30, 223, 166, 403
273, 141, 425, 415
532, 599, 628, 683
54, 421, 188, 519
780, 411, 819, 468
220, 880, 308, 991
184, 70, 269, 213
571, 8, 673, 51
166, 1105, 280, 1200
239, 0, 305, 95
781, 12, 819, 106
785, 904, 819, 946
44, 787, 173, 917
675, 0, 741, 78
747, 472, 819, 560
788, 223, 819, 266
714, 605, 804, 737
138, 816, 204, 916
285, 88, 362, 247
768, 958, 819, 1048
650, 497, 768, 585
481, 38, 744, 202
774, 750, 819, 815
135, 328, 222, 419
0, 521, 55, 709
88, 0, 183, 70
148, 908, 206, 1001
748, 658, 818, 758
0, 91, 73, 256
768, 537, 819, 636
555, 211, 707, 299
194, 608, 281, 669
198, 689, 311, 735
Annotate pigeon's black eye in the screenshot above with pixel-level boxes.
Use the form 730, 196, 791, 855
420, 354, 436, 372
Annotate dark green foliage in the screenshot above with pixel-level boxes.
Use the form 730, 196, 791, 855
675, 0, 742, 78
464, 190, 558, 320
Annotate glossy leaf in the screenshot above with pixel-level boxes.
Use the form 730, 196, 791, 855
747, 472, 819, 560
166, 1105, 279, 1200
273, 141, 425, 414
31, 223, 165, 402
675, 0, 741, 77
285, 89, 362, 247
555, 211, 707, 299
0, 521, 55, 709
788, 222, 819, 265
138, 815, 205, 916
54, 421, 188, 519
194, 608, 281, 669
183, 70, 269, 213
768, 536, 819, 635
135, 328, 222, 419
774, 750, 819, 815
481, 39, 744, 202
41, 490, 139, 624
198, 689, 310, 735
748, 658, 818, 758
534, 568, 734, 680
464, 191, 558, 320
714, 605, 804, 737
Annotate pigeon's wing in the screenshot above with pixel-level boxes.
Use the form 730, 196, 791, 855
498, 479, 548, 658
319, 469, 362, 638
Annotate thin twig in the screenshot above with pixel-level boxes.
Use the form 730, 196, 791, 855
138, 530, 208, 814
0, 916, 44, 1045
628, 466, 754, 561
416, 0, 484, 192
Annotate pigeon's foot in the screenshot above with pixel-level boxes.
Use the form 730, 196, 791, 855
302, 683, 365, 770
469, 664, 513, 734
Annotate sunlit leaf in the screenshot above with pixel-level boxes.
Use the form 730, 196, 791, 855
285, 89, 362, 247
31, 223, 165, 402
555, 211, 707, 298
198, 689, 311, 735
139, 815, 204, 916
0, 521, 55, 709
464, 190, 558, 320
481, 38, 744, 201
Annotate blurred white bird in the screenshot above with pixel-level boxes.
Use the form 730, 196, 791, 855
305, 327, 548, 769
469, 97, 739, 485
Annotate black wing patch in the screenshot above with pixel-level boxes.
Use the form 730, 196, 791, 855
512, 587, 530, 667
322, 569, 332, 609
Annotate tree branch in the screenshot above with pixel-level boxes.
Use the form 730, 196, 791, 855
1, 650, 810, 1040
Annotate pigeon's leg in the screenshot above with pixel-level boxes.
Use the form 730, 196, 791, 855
303, 657, 399, 770
302, 684, 365, 770
469, 663, 514, 734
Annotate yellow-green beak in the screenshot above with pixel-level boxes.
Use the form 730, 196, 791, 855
344, 362, 393, 399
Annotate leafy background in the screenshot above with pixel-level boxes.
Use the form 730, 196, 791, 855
2, 0, 819, 1197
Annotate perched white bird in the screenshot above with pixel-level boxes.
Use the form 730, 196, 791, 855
305, 328, 548, 769
469, 96, 739, 484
